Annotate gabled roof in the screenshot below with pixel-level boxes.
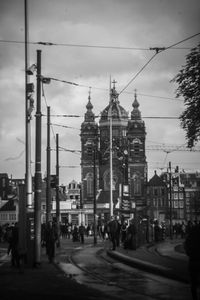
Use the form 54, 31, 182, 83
148, 171, 166, 187
0, 199, 16, 212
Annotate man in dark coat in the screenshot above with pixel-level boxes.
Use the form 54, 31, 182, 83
79, 223, 85, 244
184, 223, 200, 300
108, 216, 119, 250
7, 223, 20, 268
45, 221, 58, 263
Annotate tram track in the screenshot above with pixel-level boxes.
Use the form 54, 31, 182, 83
62, 245, 170, 300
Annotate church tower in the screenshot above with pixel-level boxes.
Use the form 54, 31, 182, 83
127, 90, 147, 212
80, 90, 99, 217
80, 84, 148, 222
98, 81, 129, 218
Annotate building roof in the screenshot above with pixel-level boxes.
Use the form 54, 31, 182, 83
148, 171, 166, 187
0, 199, 16, 211
100, 85, 128, 122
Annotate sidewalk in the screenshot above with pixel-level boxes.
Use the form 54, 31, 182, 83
107, 238, 189, 283
0, 244, 108, 300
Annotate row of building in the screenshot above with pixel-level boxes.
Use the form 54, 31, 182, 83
0, 168, 199, 228
0, 84, 199, 228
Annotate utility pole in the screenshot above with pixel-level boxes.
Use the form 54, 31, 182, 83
109, 78, 113, 218
34, 49, 42, 266
46, 106, 51, 223
93, 147, 97, 245
24, 0, 32, 209
56, 133, 60, 246
168, 161, 173, 240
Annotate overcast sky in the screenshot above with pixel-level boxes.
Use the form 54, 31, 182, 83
0, 0, 200, 185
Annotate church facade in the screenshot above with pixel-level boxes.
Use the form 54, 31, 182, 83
80, 82, 148, 223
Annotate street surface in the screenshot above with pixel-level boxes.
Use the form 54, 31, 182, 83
55, 237, 193, 300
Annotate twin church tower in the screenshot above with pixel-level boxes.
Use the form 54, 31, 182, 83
80, 81, 147, 221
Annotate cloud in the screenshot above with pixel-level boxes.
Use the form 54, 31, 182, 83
0, 0, 200, 183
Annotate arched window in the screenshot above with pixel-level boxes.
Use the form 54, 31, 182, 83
130, 138, 142, 157
130, 173, 141, 196
103, 169, 118, 191
86, 173, 93, 196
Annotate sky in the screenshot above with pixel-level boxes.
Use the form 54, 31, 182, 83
0, 0, 200, 185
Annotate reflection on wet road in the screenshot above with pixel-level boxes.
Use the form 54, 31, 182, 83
56, 241, 192, 300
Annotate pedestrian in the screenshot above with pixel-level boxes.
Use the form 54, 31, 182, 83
184, 222, 200, 300
121, 221, 128, 244
7, 223, 20, 268
72, 224, 79, 242
124, 219, 137, 250
45, 220, 58, 263
107, 216, 119, 250
79, 223, 85, 244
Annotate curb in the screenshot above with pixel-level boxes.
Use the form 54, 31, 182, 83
107, 250, 189, 284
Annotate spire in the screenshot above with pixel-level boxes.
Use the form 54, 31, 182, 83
84, 87, 95, 122
110, 79, 119, 104
131, 89, 141, 120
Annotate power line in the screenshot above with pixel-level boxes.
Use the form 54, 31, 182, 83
119, 52, 158, 95
42, 76, 183, 101
118, 32, 200, 95
0, 39, 193, 50
48, 114, 179, 119
51, 123, 79, 130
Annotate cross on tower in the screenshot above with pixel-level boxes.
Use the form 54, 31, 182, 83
112, 79, 117, 89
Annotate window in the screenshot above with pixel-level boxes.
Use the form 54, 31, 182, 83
86, 173, 93, 196
2, 178, 6, 187
179, 201, 184, 208
130, 173, 141, 196
112, 128, 119, 137
174, 193, 178, 199
122, 129, 126, 137
174, 200, 178, 208
154, 189, 158, 196
9, 214, 16, 221
179, 193, 183, 199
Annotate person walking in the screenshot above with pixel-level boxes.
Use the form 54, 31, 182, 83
121, 221, 128, 244
184, 222, 200, 300
79, 223, 85, 244
7, 223, 20, 268
45, 220, 58, 263
107, 216, 119, 250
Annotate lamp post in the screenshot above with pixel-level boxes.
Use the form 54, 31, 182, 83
93, 147, 97, 245
168, 161, 173, 239
34, 49, 42, 266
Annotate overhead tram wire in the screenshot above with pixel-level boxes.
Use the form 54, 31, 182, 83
49, 114, 180, 119
119, 32, 200, 95
0, 39, 193, 50
43, 75, 184, 102
41, 82, 56, 143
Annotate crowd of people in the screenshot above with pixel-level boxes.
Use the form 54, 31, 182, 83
1, 217, 200, 298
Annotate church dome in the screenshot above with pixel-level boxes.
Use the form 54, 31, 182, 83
100, 84, 128, 122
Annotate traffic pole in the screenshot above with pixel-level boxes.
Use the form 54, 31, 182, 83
34, 49, 42, 266
46, 106, 51, 223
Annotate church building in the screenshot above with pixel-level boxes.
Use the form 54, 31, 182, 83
80, 82, 147, 223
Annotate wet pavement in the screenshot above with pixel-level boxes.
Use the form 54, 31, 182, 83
0, 237, 195, 300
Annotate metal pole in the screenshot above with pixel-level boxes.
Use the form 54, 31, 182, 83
46, 106, 51, 223
34, 49, 42, 266
56, 133, 60, 245
169, 161, 173, 239
25, 0, 32, 209
109, 78, 113, 218
93, 147, 97, 245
